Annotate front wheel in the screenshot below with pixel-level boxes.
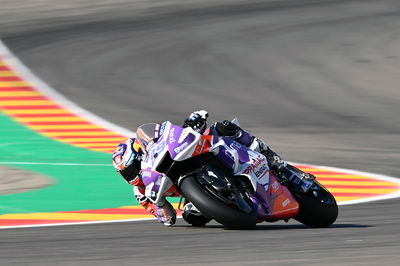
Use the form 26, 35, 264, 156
293, 180, 338, 227
180, 172, 257, 229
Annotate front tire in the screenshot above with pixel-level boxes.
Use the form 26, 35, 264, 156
180, 174, 257, 229
293, 181, 338, 227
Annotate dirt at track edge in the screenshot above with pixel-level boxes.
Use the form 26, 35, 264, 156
0, 165, 53, 195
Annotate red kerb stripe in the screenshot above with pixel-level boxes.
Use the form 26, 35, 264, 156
55, 134, 123, 139
0, 87, 34, 92
0, 77, 22, 81
0, 66, 11, 71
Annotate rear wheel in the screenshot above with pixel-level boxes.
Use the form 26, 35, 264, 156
180, 169, 257, 229
293, 181, 338, 227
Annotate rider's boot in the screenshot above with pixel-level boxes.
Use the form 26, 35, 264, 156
182, 202, 211, 227
155, 198, 177, 227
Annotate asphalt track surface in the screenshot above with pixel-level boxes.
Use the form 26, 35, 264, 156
1, 0, 400, 265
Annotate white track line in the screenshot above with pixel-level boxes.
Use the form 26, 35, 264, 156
1, 40, 400, 229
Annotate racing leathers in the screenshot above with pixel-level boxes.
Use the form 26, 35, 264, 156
132, 111, 287, 226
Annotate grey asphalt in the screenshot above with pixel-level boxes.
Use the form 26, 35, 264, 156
1, 0, 400, 265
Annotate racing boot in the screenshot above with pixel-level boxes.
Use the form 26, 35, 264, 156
155, 199, 177, 227
182, 202, 211, 227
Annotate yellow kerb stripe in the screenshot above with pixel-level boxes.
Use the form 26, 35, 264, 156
321, 180, 399, 186
317, 175, 374, 179
328, 188, 398, 194
0, 100, 55, 106
334, 196, 366, 202
0, 91, 42, 97
15, 117, 84, 122
0, 81, 31, 87
3, 109, 69, 115
0, 71, 17, 77
29, 125, 101, 130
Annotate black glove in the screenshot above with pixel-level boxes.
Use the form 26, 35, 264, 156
215, 120, 241, 137
183, 110, 208, 132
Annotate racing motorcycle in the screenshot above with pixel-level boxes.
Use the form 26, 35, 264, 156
136, 121, 338, 229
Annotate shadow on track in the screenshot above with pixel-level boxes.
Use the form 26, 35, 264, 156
174, 222, 370, 230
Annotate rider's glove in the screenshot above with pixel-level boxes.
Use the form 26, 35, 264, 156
183, 110, 209, 132
269, 155, 287, 176
215, 120, 241, 138
155, 201, 177, 227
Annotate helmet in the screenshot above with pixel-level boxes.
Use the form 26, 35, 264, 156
112, 138, 143, 184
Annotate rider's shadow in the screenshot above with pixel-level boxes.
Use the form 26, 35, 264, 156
252, 223, 370, 230
176, 223, 370, 230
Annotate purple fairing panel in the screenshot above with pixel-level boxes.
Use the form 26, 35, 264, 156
167, 125, 197, 159
251, 183, 274, 219
140, 168, 163, 193
250, 195, 269, 219
236, 130, 253, 147
212, 137, 251, 171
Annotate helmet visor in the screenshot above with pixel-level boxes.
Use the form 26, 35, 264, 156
119, 157, 141, 183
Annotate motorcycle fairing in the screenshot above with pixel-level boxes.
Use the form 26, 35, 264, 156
252, 175, 299, 221
214, 140, 299, 220
137, 121, 299, 221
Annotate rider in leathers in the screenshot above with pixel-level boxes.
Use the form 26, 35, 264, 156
112, 111, 287, 226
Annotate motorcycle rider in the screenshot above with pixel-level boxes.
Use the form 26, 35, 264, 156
112, 110, 287, 226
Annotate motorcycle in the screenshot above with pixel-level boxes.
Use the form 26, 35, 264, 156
136, 121, 338, 229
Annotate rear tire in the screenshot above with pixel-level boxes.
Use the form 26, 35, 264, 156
293, 181, 338, 227
180, 175, 257, 229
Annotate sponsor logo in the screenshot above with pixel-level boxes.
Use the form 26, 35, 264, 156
174, 142, 189, 153
243, 155, 266, 175
254, 165, 268, 178
141, 170, 152, 178
159, 122, 166, 136
230, 141, 242, 150
169, 128, 176, 143
282, 199, 291, 207
271, 181, 280, 191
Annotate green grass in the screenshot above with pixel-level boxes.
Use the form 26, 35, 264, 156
0, 112, 135, 214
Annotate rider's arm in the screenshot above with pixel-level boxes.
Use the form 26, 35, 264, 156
132, 177, 176, 226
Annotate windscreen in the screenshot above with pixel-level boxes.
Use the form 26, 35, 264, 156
136, 123, 158, 143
